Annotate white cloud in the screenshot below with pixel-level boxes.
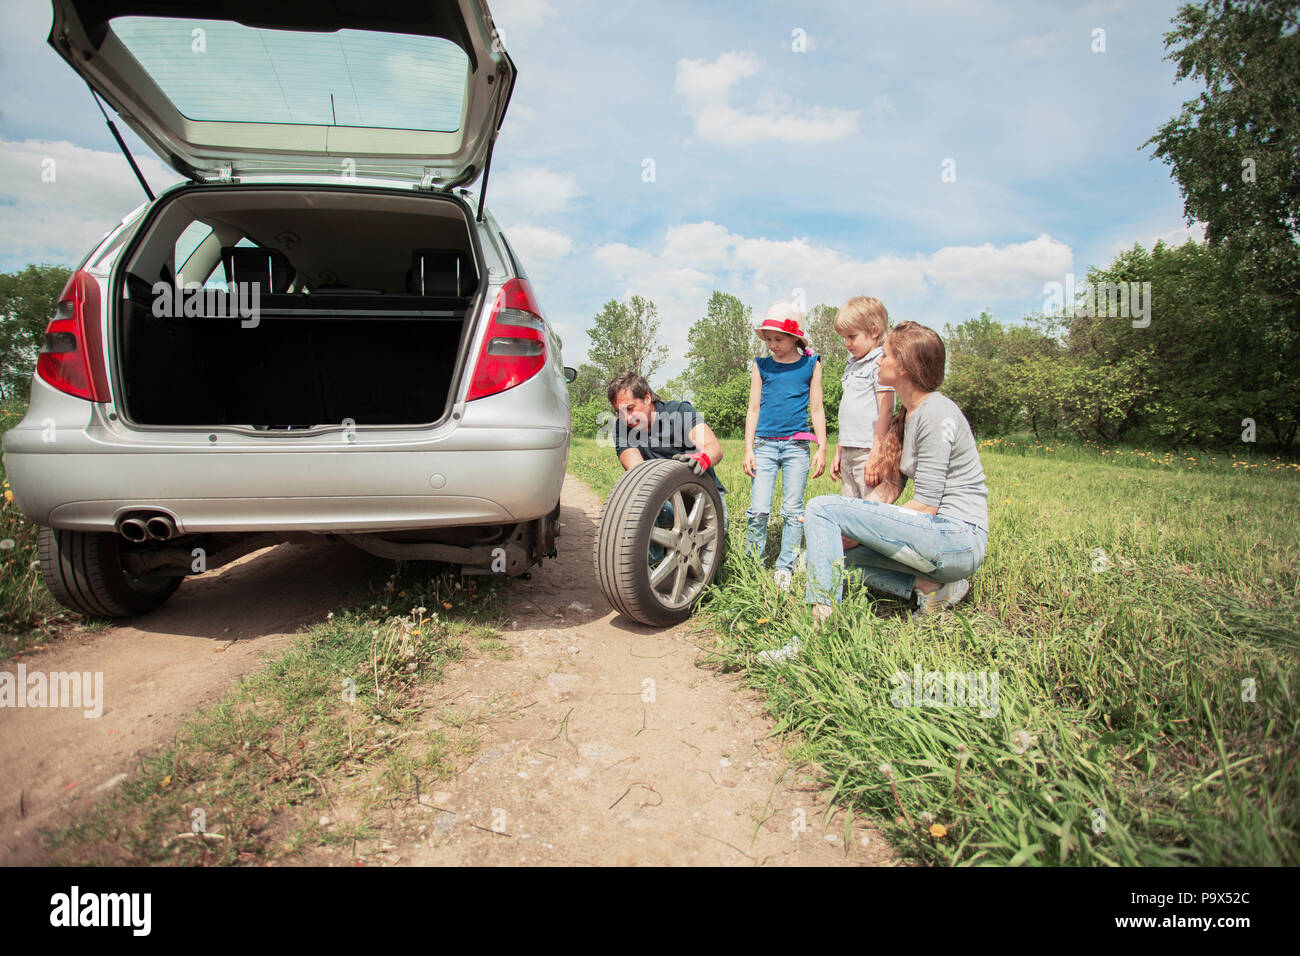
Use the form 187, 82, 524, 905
1009, 30, 1063, 59
507, 224, 573, 265
674, 51, 860, 146
0, 138, 182, 269
589, 221, 1075, 361
488, 167, 581, 216
489, 0, 555, 33
1142, 221, 1207, 250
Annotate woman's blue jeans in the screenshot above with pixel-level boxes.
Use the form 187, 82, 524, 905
745, 438, 810, 572
802, 494, 988, 604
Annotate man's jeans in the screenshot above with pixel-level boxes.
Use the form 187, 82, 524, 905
802, 494, 988, 604
745, 438, 811, 572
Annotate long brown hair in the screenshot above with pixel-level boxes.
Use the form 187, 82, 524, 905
874, 322, 946, 479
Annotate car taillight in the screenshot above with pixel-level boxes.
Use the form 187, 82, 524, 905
36, 270, 110, 402
465, 278, 548, 401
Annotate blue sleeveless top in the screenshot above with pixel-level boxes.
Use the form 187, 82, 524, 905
755, 354, 818, 437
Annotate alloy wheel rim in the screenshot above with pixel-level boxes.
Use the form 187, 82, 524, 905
647, 485, 720, 609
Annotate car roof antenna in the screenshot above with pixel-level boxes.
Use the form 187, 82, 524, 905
85, 80, 154, 201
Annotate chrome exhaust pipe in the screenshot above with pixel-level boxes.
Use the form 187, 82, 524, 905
118, 517, 149, 542
146, 515, 177, 541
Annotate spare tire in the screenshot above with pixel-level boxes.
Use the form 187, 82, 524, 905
595, 458, 726, 626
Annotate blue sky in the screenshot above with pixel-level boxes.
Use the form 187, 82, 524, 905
0, 0, 1204, 381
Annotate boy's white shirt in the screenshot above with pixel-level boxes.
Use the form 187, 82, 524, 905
838, 346, 893, 449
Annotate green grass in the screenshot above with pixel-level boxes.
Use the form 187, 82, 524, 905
568, 434, 1300, 865
1, 400, 73, 654
45, 564, 507, 865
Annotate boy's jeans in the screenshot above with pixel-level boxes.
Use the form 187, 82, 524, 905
802, 494, 988, 604
745, 438, 810, 572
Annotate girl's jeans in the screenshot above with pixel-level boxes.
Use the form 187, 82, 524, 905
745, 438, 810, 572
802, 494, 988, 604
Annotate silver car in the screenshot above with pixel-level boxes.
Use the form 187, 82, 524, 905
2, 0, 572, 617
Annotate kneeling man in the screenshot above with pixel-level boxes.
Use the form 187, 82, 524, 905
607, 372, 728, 525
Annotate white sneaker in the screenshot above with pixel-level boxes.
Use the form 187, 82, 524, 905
774, 569, 793, 591
912, 579, 970, 620
758, 635, 802, 664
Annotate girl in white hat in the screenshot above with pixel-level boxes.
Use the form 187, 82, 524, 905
742, 302, 827, 589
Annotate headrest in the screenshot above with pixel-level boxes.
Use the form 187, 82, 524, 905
407, 248, 477, 297
222, 246, 295, 293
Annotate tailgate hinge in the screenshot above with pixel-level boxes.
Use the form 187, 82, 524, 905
208, 162, 237, 184
417, 167, 443, 191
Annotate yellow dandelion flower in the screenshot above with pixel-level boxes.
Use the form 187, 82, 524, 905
929, 823, 947, 839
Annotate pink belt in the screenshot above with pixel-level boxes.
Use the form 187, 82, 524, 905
760, 432, 817, 441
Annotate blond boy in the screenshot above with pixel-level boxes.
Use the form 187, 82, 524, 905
831, 297, 897, 500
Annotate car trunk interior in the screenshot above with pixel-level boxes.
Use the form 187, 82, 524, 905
116, 187, 480, 428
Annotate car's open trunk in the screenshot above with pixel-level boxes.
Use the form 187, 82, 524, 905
115, 186, 482, 429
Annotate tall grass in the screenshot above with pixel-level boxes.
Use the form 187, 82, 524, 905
568, 434, 1299, 865
1, 400, 67, 653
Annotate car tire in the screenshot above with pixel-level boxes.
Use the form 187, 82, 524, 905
38, 527, 182, 618
595, 459, 726, 626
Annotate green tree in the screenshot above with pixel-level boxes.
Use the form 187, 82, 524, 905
565, 362, 606, 407
821, 353, 846, 433
585, 294, 669, 384
570, 394, 610, 438
1145, 0, 1300, 300
1070, 239, 1297, 447
1143, 0, 1299, 445
0, 264, 72, 401
677, 291, 757, 397
804, 303, 842, 360
941, 311, 1067, 438
692, 369, 752, 438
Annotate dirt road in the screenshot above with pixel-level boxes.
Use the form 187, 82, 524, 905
1, 475, 891, 866
0, 540, 387, 864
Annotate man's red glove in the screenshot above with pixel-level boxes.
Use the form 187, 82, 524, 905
672, 451, 712, 476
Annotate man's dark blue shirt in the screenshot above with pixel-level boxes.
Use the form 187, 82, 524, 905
613, 399, 727, 493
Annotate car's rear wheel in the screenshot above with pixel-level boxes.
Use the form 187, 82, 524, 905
595, 459, 725, 626
38, 527, 182, 618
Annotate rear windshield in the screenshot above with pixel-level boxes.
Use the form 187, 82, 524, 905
110, 17, 470, 133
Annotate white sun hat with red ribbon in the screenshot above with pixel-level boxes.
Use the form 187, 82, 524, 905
756, 301, 810, 352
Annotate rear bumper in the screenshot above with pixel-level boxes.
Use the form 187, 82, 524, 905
4, 441, 566, 533
2, 395, 567, 534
